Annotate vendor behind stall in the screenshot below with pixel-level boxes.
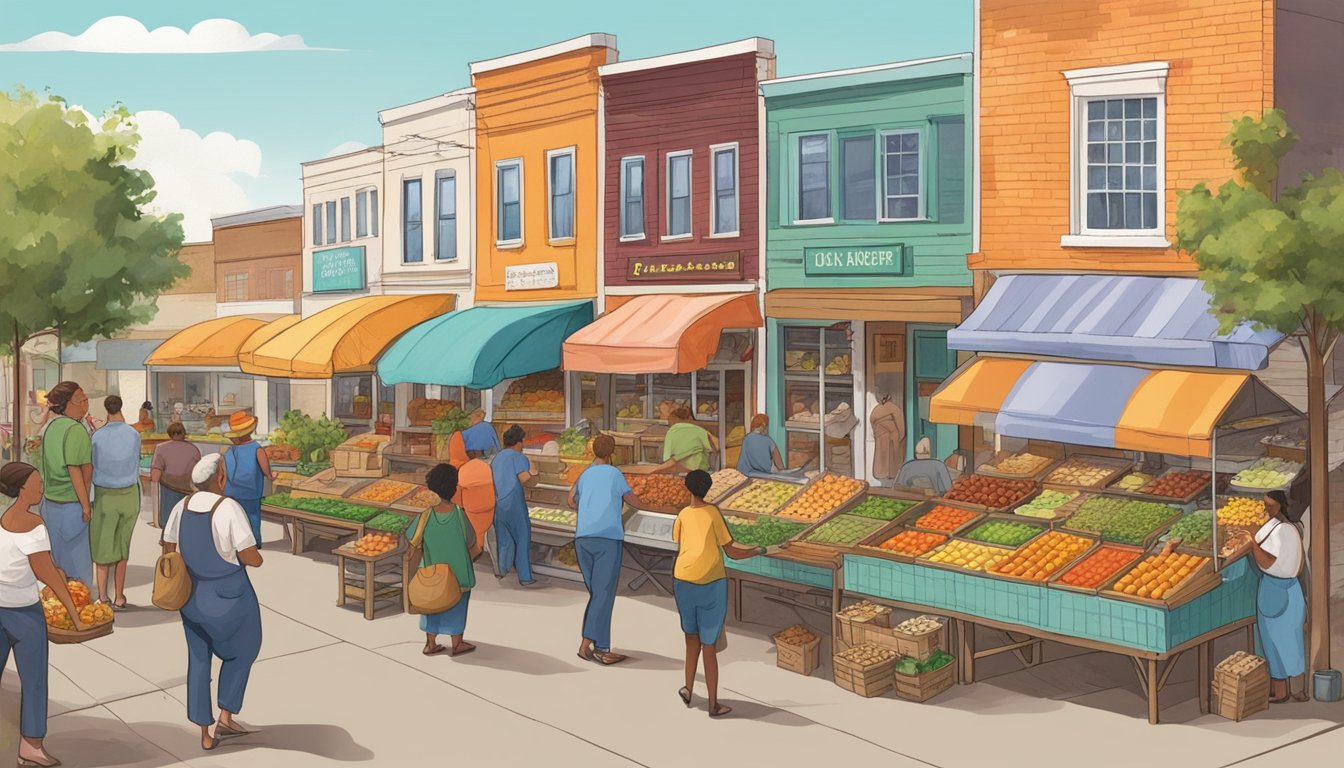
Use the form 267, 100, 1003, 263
461, 409, 500, 458
895, 438, 953, 495
737, 414, 784, 477
656, 407, 717, 474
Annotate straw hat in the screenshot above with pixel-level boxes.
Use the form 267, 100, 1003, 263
224, 410, 259, 438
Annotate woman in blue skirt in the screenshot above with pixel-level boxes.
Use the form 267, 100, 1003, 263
411, 464, 481, 657
1233, 489, 1308, 703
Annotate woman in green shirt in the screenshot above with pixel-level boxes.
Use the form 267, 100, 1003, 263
656, 407, 717, 474
412, 463, 481, 657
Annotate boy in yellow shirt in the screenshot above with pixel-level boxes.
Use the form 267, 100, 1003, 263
672, 470, 765, 718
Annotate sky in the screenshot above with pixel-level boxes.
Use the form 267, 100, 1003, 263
0, 0, 973, 241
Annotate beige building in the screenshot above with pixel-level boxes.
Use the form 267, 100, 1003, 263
301, 147, 385, 317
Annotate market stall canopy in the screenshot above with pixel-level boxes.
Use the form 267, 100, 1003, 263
562, 293, 762, 374
930, 358, 1297, 457
145, 316, 281, 368
947, 275, 1285, 369
240, 294, 455, 379
96, 339, 163, 370
378, 301, 592, 390
62, 341, 99, 364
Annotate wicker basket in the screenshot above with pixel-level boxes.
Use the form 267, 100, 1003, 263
47, 620, 113, 645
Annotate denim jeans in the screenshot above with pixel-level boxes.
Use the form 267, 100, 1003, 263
576, 537, 622, 650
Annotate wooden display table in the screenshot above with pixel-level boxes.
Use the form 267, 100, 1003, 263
334, 543, 405, 620
261, 504, 366, 555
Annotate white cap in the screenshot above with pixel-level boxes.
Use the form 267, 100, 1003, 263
191, 453, 223, 485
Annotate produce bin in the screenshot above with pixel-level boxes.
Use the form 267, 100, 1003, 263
895, 658, 956, 702
47, 621, 114, 645
1212, 651, 1270, 721
891, 616, 946, 660
833, 646, 897, 698
773, 625, 821, 676
836, 601, 892, 645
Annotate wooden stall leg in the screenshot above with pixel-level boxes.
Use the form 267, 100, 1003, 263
1198, 641, 1211, 715
364, 560, 375, 620
1245, 624, 1255, 653
1147, 658, 1160, 725
730, 576, 742, 622
291, 521, 304, 556
960, 620, 976, 684
335, 554, 346, 608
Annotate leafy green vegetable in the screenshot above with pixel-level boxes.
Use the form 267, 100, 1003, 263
366, 512, 412, 535
725, 517, 807, 548
849, 496, 916, 521
1065, 496, 1179, 545
557, 427, 589, 457
431, 408, 471, 437
1167, 510, 1215, 545
920, 651, 955, 672
276, 410, 348, 464
963, 520, 1041, 547
896, 657, 921, 676
295, 461, 332, 477
260, 493, 381, 523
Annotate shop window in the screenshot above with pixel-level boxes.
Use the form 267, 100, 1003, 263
881, 130, 923, 221
340, 196, 352, 242
325, 201, 337, 244
369, 189, 379, 237
781, 325, 854, 474
935, 116, 966, 225
223, 272, 249, 302
548, 148, 575, 241
710, 144, 738, 236
666, 151, 692, 238
496, 159, 523, 246
797, 134, 831, 222
217, 375, 256, 414
356, 190, 369, 238
334, 375, 374, 421
909, 328, 955, 457
311, 204, 323, 246
841, 135, 876, 221
493, 370, 565, 443
435, 173, 457, 261
402, 178, 423, 264
619, 156, 644, 240
572, 372, 605, 432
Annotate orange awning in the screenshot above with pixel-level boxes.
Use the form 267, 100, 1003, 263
928, 358, 1034, 426
1114, 370, 1249, 458
240, 294, 455, 378
145, 316, 294, 368
562, 293, 762, 373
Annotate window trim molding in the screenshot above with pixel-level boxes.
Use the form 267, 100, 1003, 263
618, 155, 646, 241
434, 170, 458, 263
1065, 61, 1169, 239
545, 146, 577, 244
495, 158, 524, 249
878, 127, 926, 223
708, 142, 740, 238
665, 149, 694, 239
401, 177, 424, 265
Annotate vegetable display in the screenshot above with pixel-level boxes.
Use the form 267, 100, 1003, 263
1167, 510, 1216, 546
922, 540, 1014, 572
722, 480, 800, 515
724, 516, 807, 547
801, 515, 886, 546
848, 496, 917, 521
557, 427, 590, 458
1013, 489, 1078, 519
941, 475, 1037, 509
1063, 496, 1178, 545
990, 531, 1093, 582
962, 519, 1042, 548
1111, 472, 1154, 492
365, 513, 412, 535
873, 529, 947, 557
276, 410, 348, 465
1232, 457, 1301, 489
261, 493, 382, 523
896, 650, 955, 676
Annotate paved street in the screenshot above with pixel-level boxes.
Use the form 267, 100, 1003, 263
5, 499, 1344, 768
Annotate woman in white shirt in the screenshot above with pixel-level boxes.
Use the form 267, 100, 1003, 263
1231, 489, 1308, 703
2, 461, 87, 768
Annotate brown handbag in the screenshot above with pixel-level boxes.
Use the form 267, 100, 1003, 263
152, 494, 226, 611
405, 508, 464, 615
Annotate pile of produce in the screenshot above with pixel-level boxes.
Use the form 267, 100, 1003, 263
295, 461, 333, 477
825, 353, 852, 375
627, 474, 692, 509
706, 469, 748, 504
1110, 551, 1209, 600
348, 532, 399, 556
275, 410, 348, 465
985, 452, 1051, 476
723, 480, 800, 515
261, 493, 382, 523
724, 516, 807, 548
895, 616, 943, 636
912, 505, 981, 533
1140, 470, 1210, 499
264, 444, 300, 463
802, 515, 886, 546
365, 513, 412, 535
1111, 472, 1154, 492
1056, 545, 1140, 589
896, 650, 954, 676
922, 540, 1014, 572
838, 601, 891, 623
557, 428, 591, 458
499, 371, 564, 413
399, 487, 442, 509
990, 531, 1093, 582
848, 496, 917, 521
962, 519, 1042, 548
41, 581, 113, 631
1167, 510, 1216, 546
941, 475, 1037, 509
837, 644, 897, 666
1013, 489, 1078, 519
874, 530, 947, 557
350, 479, 417, 504
1232, 457, 1302, 489
1220, 532, 1252, 559
1216, 651, 1267, 679
1063, 496, 1178, 545
774, 624, 818, 646
777, 473, 865, 522
529, 506, 578, 527
1218, 497, 1268, 528
1046, 457, 1124, 488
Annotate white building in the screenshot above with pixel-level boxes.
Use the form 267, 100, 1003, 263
301, 148, 385, 317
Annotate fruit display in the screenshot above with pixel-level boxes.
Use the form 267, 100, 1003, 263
349, 479, 417, 505
848, 496, 917, 521
1139, 470, 1210, 500
912, 505, 981, 533
1109, 551, 1211, 601
706, 469, 748, 504
1232, 457, 1302, 489
1046, 457, 1127, 488
982, 452, 1052, 477
348, 532, 399, 556
724, 516, 807, 548
498, 371, 565, 414
802, 515, 887, 546
1111, 472, 1154, 492
837, 644, 898, 666
1063, 496, 1179, 545
940, 475, 1037, 510
1167, 510, 1216, 546
990, 531, 1093, 582
777, 473, 865, 522
837, 601, 891, 623
722, 480, 801, 515
922, 540, 1015, 572
626, 474, 692, 510
1013, 489, 1079, 519
1055, 545, 1142, 589
399, 487, 443, 509
825, 354, 852, 375
261, 493, 382, 523
873, 529, 947, 557
962, 519, 1042, 548
1218, 497, 1268, 528
365, 513, 412, 535
774, 624, 818, 645
529, 506, 578, 528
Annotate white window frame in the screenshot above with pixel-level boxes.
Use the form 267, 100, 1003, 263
355, 190, 369, 238
339, 196, 352, 242
324, 200, 337, 244
546, 147, 576, 243
434, 170, 458, 262
1063, 61, 1170, 249
794, 132, 834, 226
369, 188, 379, 237
619, 155, 645, 241
879, 128, 925, 222
663, 149, 693, 241
495, 158, 524, 249
311, 204, 323, 246
401, 177, 423, 265
709, 142, 740, 238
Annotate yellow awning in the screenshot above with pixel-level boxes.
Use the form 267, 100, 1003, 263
145, 316, 288, 368
928, 358, 1033, 426
239, 294, 455, 378
1114, 370, 1249, 458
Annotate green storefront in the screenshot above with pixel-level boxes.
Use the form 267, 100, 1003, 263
761, 54, 974, 482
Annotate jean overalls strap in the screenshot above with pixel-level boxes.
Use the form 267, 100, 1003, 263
224, 442, 264, 500
180, 495, 245, 583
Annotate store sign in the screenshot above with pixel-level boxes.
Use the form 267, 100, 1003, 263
803, 244, 906, 277
312, 246, 367, 292
505, 262, 560, 291
627, 251, 743, 281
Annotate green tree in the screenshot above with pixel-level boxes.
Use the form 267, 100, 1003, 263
1177, 109, 1344, 678
0, 88, 187, 453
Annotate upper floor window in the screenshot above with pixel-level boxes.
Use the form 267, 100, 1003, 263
311, 204, 323, 246
496, 159, 523, 246
666, 151, 692, 238
435, 173, 457, 261
369, 189, 379, 237
223, 272, 249, 302
710, 144, 738, 236
324, 201, 337, 244
356, 190, 369, 238
402, 178, 423, 264
1064, 61, 1168, 246
797, 134, 831, 222
548, 148, 575, 241
841, 135, 876, 221
619, 156, 645, 240
339, 197, 352, 242
881, 130, 922, 221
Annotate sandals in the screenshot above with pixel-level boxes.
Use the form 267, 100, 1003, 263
17, 756, 62, 767
201, 735, 220, 752
423, 644, 448, 656
450, 641, 477, 657
591, 650, 626, 666
709, 703, 733, 718
678, 687, 692, 707
216, 723, 252, 737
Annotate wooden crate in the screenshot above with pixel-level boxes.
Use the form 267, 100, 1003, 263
896, 660, 956, 702
836, 601, 892, 645
773, 626, 821, 676
890, 617, 946, 661
1213, 675, 1270, 721
331, 434, 392, 478
833, 648, 897, 698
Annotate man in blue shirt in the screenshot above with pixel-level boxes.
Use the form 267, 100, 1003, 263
89, 396, 142, 606
491, 425, 539, 586
460, 409, 500, 458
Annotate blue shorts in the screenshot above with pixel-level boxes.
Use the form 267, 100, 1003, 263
674, 578, 728, 645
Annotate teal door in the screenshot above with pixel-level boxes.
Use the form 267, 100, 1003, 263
906, 327, 957, 459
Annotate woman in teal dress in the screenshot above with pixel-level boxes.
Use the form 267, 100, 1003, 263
413, 463, 481, 657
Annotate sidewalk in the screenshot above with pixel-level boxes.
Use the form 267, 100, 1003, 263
5, 500, 1343, 768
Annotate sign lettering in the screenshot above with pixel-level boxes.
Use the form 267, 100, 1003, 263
311, 246, 367, 292
627, 251, 744, 282
505, 262, 560, 291
802, 245, 906, 277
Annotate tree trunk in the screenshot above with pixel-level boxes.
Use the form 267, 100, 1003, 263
12, 323, 23, 460
1303, 334, 1333, 678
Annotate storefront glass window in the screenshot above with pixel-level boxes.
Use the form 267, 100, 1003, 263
155, 371, 211, 432
572, 372, 604, 432
650, 373, 692, 421
781, 324, 854, 474
334, 375, 373, 421
217, 375, 255, 414
614, 374, 647, 423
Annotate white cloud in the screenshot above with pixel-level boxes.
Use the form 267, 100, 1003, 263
0, 16, 339, 54
325, 141, 368, 158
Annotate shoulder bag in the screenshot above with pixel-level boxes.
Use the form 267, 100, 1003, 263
152, 493, 226, 611
405, 507, 465, 615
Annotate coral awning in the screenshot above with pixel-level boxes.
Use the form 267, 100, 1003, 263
145, 316, 290, 368
240, 295, 455, 379
562, 293, 762, 374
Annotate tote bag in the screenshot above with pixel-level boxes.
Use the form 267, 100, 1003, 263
406, 508, 464, 615
152, 494, 226, 610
